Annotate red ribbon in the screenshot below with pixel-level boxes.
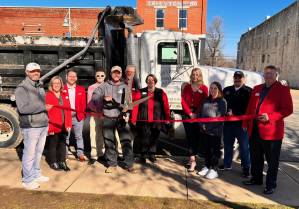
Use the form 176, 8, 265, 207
51, 105, 256, 123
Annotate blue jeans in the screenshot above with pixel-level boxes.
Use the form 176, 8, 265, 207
66, 117, 84, 156
22, 126, 48, 183
223, 123, 250, 170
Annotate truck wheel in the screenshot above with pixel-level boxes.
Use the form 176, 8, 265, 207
0, 104, 22, 148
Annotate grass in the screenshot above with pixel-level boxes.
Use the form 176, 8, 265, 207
0, 187, 296, 209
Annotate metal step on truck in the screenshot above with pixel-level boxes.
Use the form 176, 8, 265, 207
0, 6, 263, 149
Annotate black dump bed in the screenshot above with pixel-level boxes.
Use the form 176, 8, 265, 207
0, 35, 105, 102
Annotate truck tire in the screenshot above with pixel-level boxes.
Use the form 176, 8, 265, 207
0, 104, 22, 148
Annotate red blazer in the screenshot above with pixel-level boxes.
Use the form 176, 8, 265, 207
46, 91, 72, 134
243, 81, 293, 140
63, 84, 86, 121
181, 83, 208, 115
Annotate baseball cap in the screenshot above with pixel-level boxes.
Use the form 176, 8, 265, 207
25, 62, 41, 72
234, 71, 244, 78
111, 65, 122, 74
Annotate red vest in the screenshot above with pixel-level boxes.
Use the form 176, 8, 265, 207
243, 81, 293, 140
46, 91, 72, 134
63, 84, 86, 121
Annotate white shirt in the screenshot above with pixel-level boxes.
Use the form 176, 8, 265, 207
67, 84, 76, 110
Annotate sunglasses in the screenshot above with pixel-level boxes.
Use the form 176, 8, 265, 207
96, 75, 105, 78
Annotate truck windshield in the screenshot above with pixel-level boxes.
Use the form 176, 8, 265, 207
157, 42, 191, 65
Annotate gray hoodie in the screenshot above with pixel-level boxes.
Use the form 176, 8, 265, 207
15, 77, 48, 128
91, 80, 128, 118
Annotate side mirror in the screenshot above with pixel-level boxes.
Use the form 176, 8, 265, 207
177, 41, 185, 66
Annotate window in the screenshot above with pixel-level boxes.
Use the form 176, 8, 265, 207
275, 31, 279, 47
286, 28, 291, 44
261, 54, 265, 63
179, 9, 187, 29
267, 54, 270, 63
156, 9, 164, 28
158, 42, 191, 65
266, 33, 271, 48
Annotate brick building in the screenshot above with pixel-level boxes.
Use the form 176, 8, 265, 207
237, 1, 299, 88
0, 0, 206, 37
0, 7, 100, 37
135, 0, 207, 35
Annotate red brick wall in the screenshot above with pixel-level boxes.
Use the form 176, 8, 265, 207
0, 2, 207, 37
136, 0, 207, 35
0, 7, 101, 37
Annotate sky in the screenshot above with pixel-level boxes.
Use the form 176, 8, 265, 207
0, 0, 297, 58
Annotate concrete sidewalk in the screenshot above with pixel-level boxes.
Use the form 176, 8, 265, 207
0, 149, 298, 206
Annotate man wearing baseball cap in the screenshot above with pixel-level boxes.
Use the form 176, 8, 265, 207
91, 65, 135, 173
219, 70, 252, 178
15, 62, 50, 190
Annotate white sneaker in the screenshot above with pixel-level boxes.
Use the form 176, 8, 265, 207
22, 181, 40, 190
34, 175, 49, 183
205, 169, 218, 179
197, 167, 209, 176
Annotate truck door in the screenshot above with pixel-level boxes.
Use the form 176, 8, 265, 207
155, 41, 194, 110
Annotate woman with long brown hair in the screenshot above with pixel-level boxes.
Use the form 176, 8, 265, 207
197, 81, 227, 179
181, 68, 208, 172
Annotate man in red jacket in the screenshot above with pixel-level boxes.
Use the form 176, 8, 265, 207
242, 65, 293, 194
63, 69, 87, 161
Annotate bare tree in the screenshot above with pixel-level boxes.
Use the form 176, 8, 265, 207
205, 16, 224, 66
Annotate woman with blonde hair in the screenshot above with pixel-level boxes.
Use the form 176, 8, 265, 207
181, 68, 208, 172
46, 76, 72, 171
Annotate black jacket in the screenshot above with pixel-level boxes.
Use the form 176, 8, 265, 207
223, 85, 252, 126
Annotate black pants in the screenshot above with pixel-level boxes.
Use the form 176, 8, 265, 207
250, 124, 282, 189
202, 133, 221, 169
183, 122, 203, 156
138, 123, 160, 155
47, 132, 67, 164
103, 118, 134, 167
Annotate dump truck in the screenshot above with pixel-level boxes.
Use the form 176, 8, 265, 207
0, 6, 263, 149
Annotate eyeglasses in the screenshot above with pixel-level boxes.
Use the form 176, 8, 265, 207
96, 75, 105, 78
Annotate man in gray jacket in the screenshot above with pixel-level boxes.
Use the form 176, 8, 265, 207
91, 66, 135, 173
15, 63, 50, 190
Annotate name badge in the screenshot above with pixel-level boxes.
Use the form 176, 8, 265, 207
142, 92, 147, 95
118, 89, 123, 94
198, 89, 203, 94
65, 96, 69, 100
255, 93, 260, 96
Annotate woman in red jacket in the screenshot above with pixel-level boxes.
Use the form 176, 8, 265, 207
181, 68, 208, 172
46, 76, 72, 171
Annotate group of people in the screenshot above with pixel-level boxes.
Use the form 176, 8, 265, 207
15, 62, 293, 195
15, 63, 170, 189
181, 66, 293, 195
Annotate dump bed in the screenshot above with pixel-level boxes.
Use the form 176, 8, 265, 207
0, 35, 105, 101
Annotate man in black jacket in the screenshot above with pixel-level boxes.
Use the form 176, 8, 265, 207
219, 71, 251, 177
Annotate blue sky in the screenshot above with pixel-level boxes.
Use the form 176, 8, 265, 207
0, 0, 296, 58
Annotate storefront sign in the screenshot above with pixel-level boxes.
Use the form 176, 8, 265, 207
147, 0, 198, 7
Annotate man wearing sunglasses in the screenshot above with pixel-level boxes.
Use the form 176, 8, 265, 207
87, 70, 106, 165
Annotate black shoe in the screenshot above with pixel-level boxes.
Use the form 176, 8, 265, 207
263, 187, 275, 195
139, 156, 146, 164
58, 162, 71, 172
243, 178, 262, 186
88, 159, 97, 165
218, 165, 232, 171
242, 169, 250, 178
97, 156, 106, 163
50, 162, 62, 171
148, 155, 157, 163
